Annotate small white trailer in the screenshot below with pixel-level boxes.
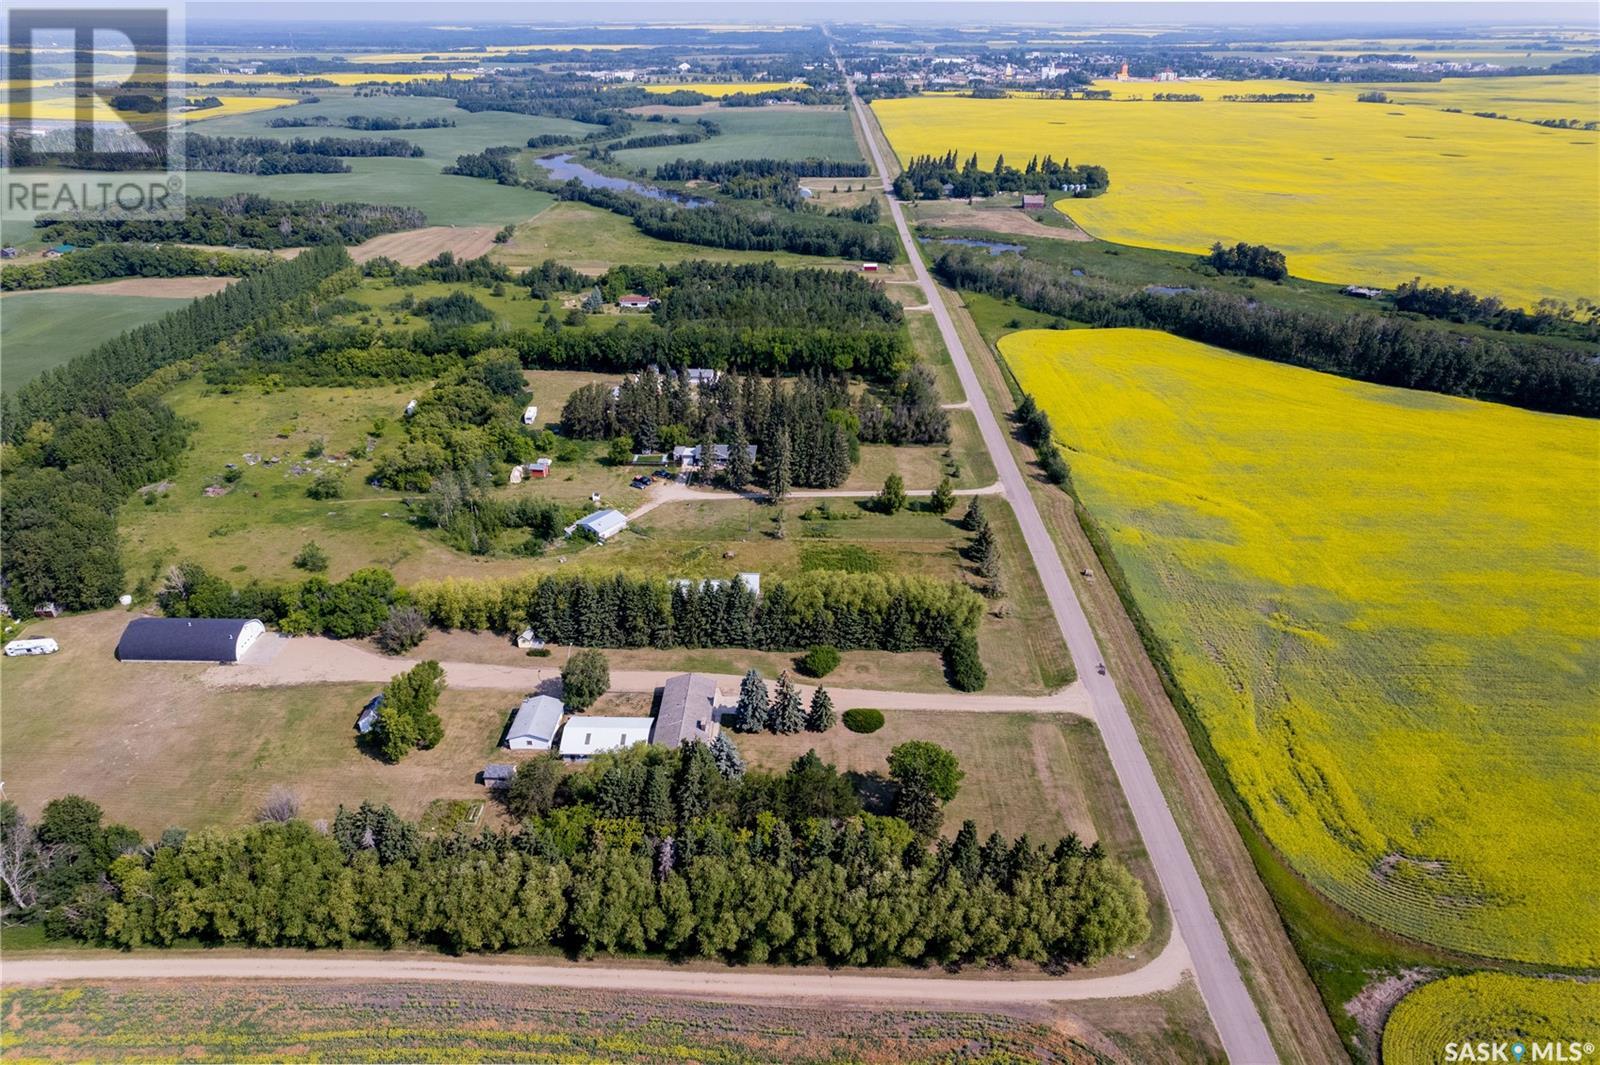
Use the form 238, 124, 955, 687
5, 637, 60, 657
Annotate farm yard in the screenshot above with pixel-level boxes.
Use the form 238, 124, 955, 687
1380, 974, 1600, 1065
640, 80, 807, 97
1000, 327, 1600, 967
872, 76, 1600, 306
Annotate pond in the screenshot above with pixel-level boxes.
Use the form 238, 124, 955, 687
537, 153, 710, 206
918, 236, 1025, 255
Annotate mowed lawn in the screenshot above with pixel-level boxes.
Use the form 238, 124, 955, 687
1003, 327, 1600, 967
0, 611, 513, 835
610, 106, 863, 169
873, 77, 1599, 306
1, 291, 195, 387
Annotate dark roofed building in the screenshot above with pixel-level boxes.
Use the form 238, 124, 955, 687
483, 763, 516, 789
115, 617, 266, 663
655, 672, 722, 748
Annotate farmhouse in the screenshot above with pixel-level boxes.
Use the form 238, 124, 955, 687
654, 672, 723, 747
684, 367, 719, 388
356, 693, 383, 734
568, 508, 627, 541
115, 617, 265, 663
1022, 193, 1046, 210
42, 243, 75, 259
557, 715, 655, 760
506, 694, 564, 750
617, 294, 654, 310
671, 443, 757, 471
482, 763, 515, 789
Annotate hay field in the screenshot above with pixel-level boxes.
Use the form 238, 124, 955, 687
872, 78, 1599, 306
1000, 328, 1600, 965
1382, 974, 1600, 1065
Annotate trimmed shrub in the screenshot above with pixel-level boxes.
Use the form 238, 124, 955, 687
943, 634, 987, 692
797, 644, 840, 678
842, 707, 885, 734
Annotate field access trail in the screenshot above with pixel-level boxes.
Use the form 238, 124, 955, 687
848, 84, 1279, 1064
5, 928, 1191, 1004
210, 635, 1093, 717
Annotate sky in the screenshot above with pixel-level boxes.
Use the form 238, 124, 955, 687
187, 1, 1599, 28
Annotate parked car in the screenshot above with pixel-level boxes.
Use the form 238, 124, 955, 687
630, 476, 651, 489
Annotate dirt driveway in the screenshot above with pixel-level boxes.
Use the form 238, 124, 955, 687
216, 634, 1092, 718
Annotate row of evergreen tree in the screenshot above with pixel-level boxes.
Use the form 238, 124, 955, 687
36, 194, 425, 251
0, 243, 266, 292
3, 753, 1148, 965
652, 157, 870, 183
933, 247, 1600, 417
895, 149, 1109, 201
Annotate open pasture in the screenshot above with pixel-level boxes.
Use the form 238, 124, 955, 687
872, 77, 1599, 306
609, 105, 864, 168
1382, 974, 1600, 1065
180, 157, 554, 227
1000, 327, 1599, 966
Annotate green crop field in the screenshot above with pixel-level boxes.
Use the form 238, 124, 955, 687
1382, 974, 1600, 1065
183, 157, 554, 227
1002, 327, 1599, 966
195, 89, 603, 158
0, 981, 1117, 1063
1, 291, 195, 387
610, 105, 864, 168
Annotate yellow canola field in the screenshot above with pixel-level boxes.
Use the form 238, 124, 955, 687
0, 93, 296, 122
873, 78, 1600, 306
1002, 328, 1600, 965
642, 81, 805, 97
1383, 974, 1600, 1065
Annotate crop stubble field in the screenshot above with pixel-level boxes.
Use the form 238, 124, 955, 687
1381, 974, 1600, 1065
0, 981, 1128, 1063
998, 328, 1599, 966
873, 76, 1600, 306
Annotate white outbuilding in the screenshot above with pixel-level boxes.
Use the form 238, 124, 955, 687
557, 715, 655, 760
506, 694, 565, 750
569, 508, 627, 541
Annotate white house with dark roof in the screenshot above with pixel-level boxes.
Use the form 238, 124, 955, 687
506, 695, 564, 750
557, 716, 655, 760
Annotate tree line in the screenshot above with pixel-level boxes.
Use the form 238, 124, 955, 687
184, 134, 423, 175
154, 561, 984, 661
0, 248, 355, 612
1393, 278, 1599, 341
0, 243, 267, 291
894, 150, 1109, 201
35, 194, 425, 251
0, 749, 1148, 965
269, 114, 456, 130
654, 158, 870, 184
933, 248, 1600, 418
1203, 240, 1289, 281
535, 179, 900, 264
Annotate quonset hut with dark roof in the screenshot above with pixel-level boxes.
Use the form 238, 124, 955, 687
115, 617, 266, 663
